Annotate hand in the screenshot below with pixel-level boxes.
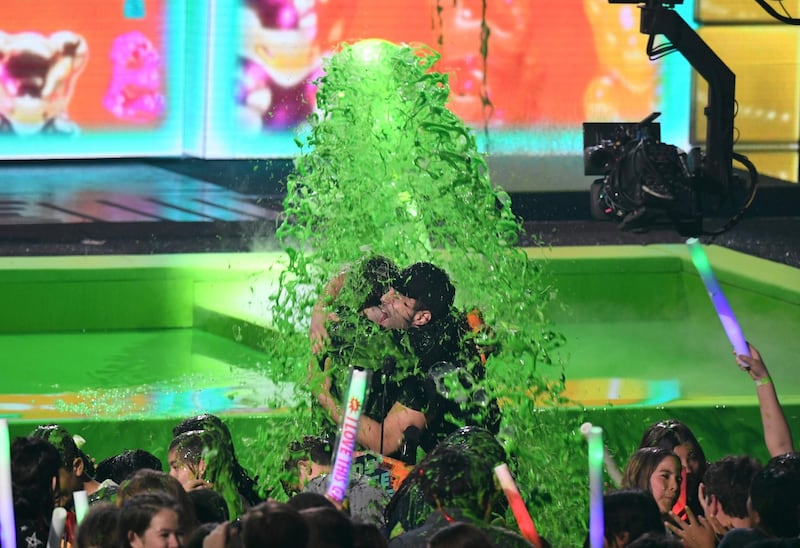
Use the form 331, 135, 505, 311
182, 478, 213, 491
665, 507, 717, 548
736, 343, 769, 382
705, 513, 734, 538
310, 310, 338, 355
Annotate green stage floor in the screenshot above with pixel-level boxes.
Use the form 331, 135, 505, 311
2, 245, 799, 466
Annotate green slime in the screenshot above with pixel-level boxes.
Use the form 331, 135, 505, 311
259, 40, 590, 546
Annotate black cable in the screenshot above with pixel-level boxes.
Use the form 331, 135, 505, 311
753, 0, 800, 23
704, 151, 759, 236
646, 33, 678, 60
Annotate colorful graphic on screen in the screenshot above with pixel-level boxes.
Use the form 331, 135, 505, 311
194, 0, 692, 158
0, 0, 184, 159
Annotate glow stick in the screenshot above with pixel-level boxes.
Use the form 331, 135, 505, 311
47, 507, 67, 548
493, 463, 542, 548
0, 419, 16, 548
326, 367, 369, 504
580, 422, 622, 488
687, 238, 750, 357
584, 424, 605, 548
74, 490, 89, 524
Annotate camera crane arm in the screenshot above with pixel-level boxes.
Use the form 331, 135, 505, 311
636, 2, 736, 198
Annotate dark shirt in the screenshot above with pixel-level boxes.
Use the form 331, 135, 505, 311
16, 519, 47, 548
388, 507, 533, 548
397, 311, 501, 452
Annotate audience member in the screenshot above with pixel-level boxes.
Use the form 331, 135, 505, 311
187, 488, 229, 524
95, 449, 163, 484
184, 522, 218, 548
427, 522, 496, 548
736, 343, 794, 457
284, 435, 391, 527
118, 491, 186, 548
621, 447, 682, 521
287, 491, 338, 512
588, 488, 665, 547
204, 500, 308, 548
353, 520, 391, 548
387, 430, 531, 547
117, 468, 199, 538
11, 436, 61, 548
172, 414, 262, 507
701, 455, 762, 531
638, 421, 705, 519
718, 453, 800, 547
385, 427, 509, 541
74, 502, 119, 548
301, 505, 355, 548
31, 424, 119, 506
168, 428, 249, 519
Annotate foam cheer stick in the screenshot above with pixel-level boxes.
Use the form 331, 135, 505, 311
687, 238, 750, 357
493, 463, 542, 548
47, 507, 67, 548
326, 367, 370, 504
74, 490, 89, 524
0, 419, 16, 548
580, 422, 622, 488
582, 423, 605, 548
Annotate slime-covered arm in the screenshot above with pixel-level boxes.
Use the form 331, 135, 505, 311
310, 270, 347, 354
317, 389, 426, 455
737, 343, 794, 456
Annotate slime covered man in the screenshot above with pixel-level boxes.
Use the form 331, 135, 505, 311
315, 260, 500, 464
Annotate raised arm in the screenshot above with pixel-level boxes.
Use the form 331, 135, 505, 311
310, 270, 347, 354
737, 343, 794, 457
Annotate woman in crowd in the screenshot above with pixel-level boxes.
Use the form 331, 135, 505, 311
622, 447, 682, 522
118, 491, 187, 548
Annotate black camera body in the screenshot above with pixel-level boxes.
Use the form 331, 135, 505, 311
583, 114, 703, 235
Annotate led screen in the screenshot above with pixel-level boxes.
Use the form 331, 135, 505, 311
193, 0, 694, 158
0, 0, 185, 159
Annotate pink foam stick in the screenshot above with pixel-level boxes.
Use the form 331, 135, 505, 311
494, 463, 542, 548
325, 367, 369, 504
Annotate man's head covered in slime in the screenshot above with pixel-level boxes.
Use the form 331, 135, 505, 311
377, 262, 455, 330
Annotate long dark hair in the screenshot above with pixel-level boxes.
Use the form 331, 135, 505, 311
11, 436, 60, 521
118, 492, 185, 547
173, 414, 262, 507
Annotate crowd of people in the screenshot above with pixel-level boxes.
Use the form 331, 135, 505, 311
8, 258, 798, 547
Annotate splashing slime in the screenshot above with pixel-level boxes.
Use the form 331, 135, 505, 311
262, 39, 589, 546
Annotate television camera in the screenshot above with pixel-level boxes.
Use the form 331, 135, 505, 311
585, 0, 759, 236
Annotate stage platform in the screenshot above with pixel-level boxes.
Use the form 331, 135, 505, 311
0, 157, 799, 500
1, 244, 798, 468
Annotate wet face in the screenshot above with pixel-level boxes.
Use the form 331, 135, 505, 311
649, 455, 682, 514
128, 508, 183, 548
672, 441, 702, 478
362, 305, 384, 324
378, 288, 420, 330
55, 462, 82, 508
168, 449, 198, 488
